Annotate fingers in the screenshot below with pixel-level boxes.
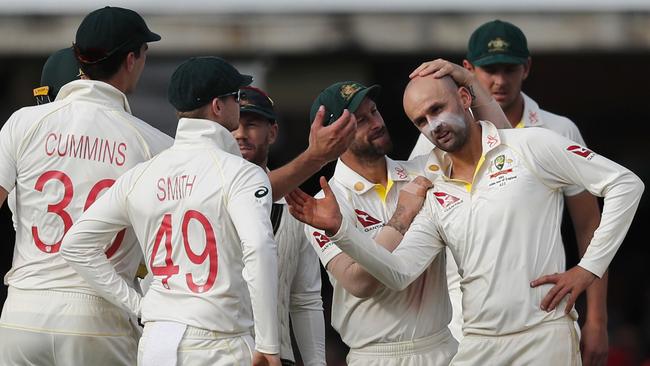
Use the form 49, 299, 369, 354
564, 290, 578, 314
409, 62, 431, 78
412, 176, 433, 189
544, 285, 571, 312
530, 273, 558, 288
287, 205, 305, 223
311, 105, 326, 130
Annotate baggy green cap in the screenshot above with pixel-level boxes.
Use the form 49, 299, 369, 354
240, 86, 277, 122
309, 81, 381, 125
34, 47, 82, 103
466, 20, 530, 67
74, 6, 161, 64
168, 56, 253, 112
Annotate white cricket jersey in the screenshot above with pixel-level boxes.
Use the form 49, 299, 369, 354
330, 120, 643, 336
0, 80, 172, 293
61, 118, 280, 354
273, 200, 325, 364
305, 157, 452, 349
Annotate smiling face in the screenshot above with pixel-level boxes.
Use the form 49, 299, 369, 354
232, 112, 277, 168
403, 75, 473, 153
348, 97, 393, 160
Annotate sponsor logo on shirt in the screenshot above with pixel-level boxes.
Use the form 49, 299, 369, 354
312, 231, 332, 248
394, 166, 408, 180
433, 191, 462, 212
254, 186, 269, 198
354, 209, 384, 232
487, 134, 499, 148
567, 145, 595, 160
528, 110, 539, 125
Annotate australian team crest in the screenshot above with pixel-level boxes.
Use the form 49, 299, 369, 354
488, 37, 509, 53
494, 155, 505, 170
340, 83, 362, 101
487, 153, 518, 188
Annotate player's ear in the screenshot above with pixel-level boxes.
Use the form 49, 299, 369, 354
124, 52, 137, 72
268, 121, 278, 144
457, 86, 472, 109
522, 57, 532, 80
462, 59, 474, 72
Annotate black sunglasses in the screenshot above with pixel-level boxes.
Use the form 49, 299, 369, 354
217, 90, 241, 103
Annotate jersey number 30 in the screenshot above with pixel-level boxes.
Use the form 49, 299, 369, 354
150, 210, 218, 294
32, 170, 125, 256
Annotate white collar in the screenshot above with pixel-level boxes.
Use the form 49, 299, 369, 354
332, 156, 410, 195
173, 118, 242, 157
520, 92, 545, 128
56, 79, 132, 114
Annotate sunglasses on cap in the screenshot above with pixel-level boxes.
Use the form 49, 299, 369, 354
217, 89, 241, 103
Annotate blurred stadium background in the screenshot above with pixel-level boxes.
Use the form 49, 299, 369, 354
0, 1, 648, 365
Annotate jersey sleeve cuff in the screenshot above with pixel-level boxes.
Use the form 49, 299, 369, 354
255, 344, 280, 355
577, 261, 604, 279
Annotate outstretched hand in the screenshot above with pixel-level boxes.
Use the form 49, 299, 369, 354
530, 265, 597, 314
306, 106, 357, 166
286, 176, 343, 235
409, 58, 474, 86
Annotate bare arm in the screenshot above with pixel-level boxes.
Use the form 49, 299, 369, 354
566, 191, 608, 366
268, 107, 356, 201
409, 59, 510, 129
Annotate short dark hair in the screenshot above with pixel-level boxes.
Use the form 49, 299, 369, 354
75, 42, 143, 81
175, 103, 211, 120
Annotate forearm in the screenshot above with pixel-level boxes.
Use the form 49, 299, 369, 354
570, 192, 608, 324
467, 81, 510, 129
61, 221, 142, 316
290, 308, 326, 366
329, 218, 438, 291
578, 172, 644, 277
327, 253, 382, 298
269, 151, 325, 201
243, 241, 280, 354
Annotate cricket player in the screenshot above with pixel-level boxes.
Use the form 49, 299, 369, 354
409, 20, 608, 365
0, 7, 171, 365
296, 61, 508, 365
33, 47, 83, 105
289, 73, 644, 365
233, 86, 326, 365
61, 57, 281, 366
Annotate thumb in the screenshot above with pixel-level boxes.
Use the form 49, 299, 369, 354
320, 176, 333, 197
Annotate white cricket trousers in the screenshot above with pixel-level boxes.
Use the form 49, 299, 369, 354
346, 326, 458, 366
138, 322, 255, 366
451, 317, 582, 366
0, 287, 139, 366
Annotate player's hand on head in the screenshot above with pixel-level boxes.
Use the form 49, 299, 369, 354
580, 319, 608, 366
251, 351, 281, 366
409, 59, 474, 87
306, 106, 356, 165
530, 265, 597, 314
286, 176, 342, 235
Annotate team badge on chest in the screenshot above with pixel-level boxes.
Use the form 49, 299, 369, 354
487, 153, 519, 189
